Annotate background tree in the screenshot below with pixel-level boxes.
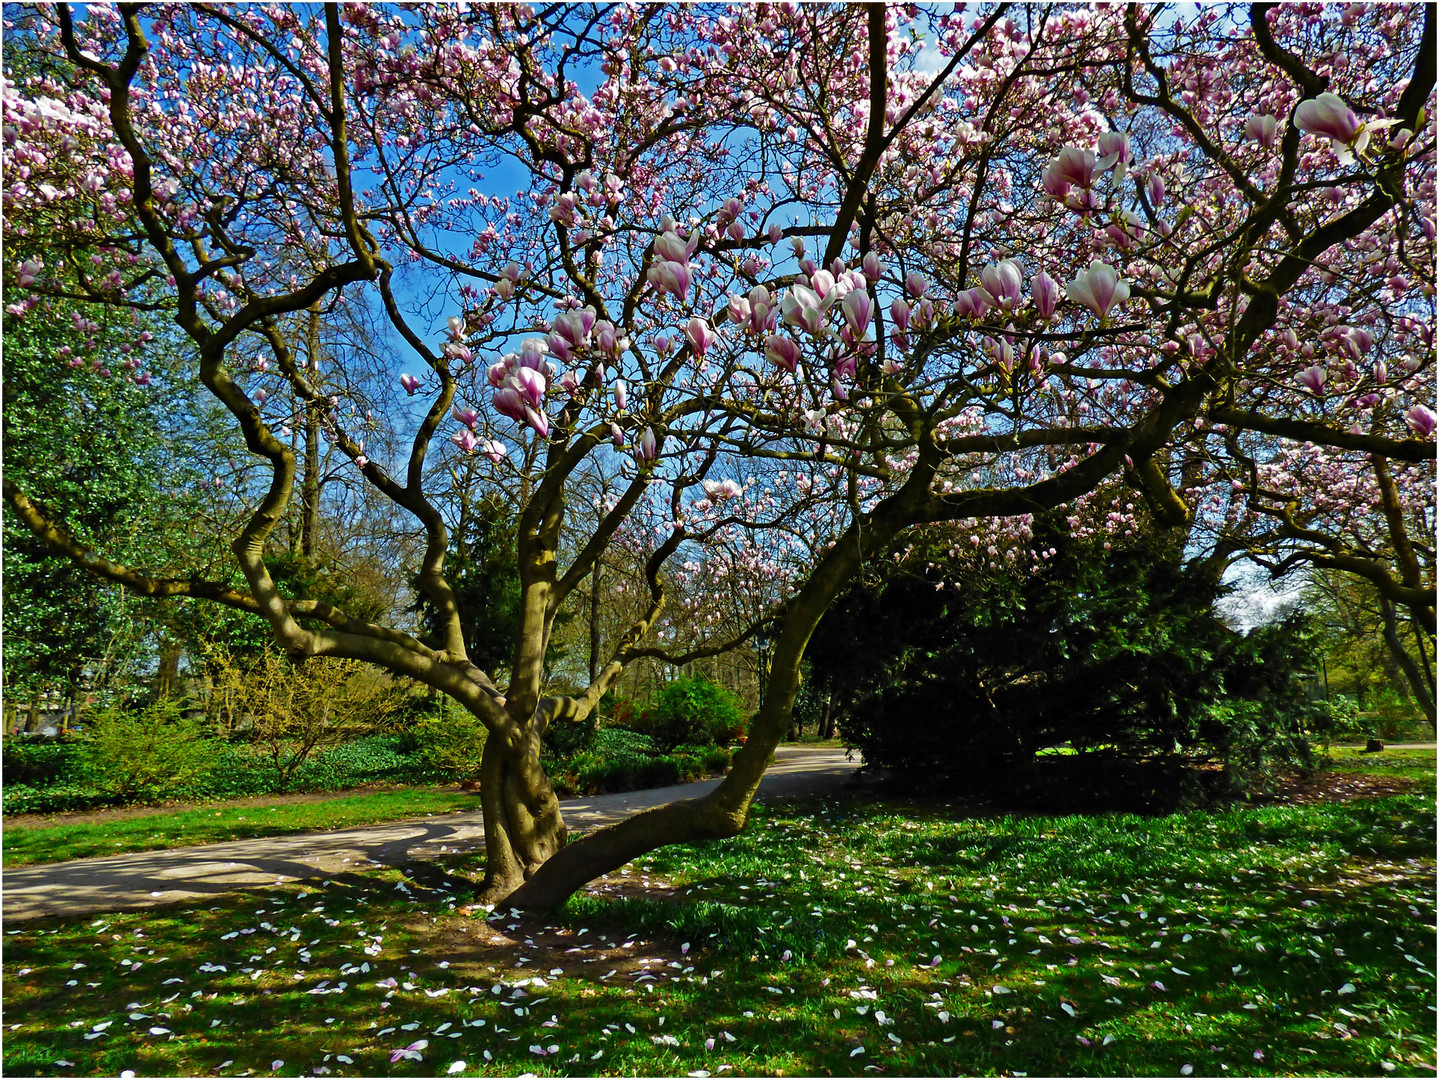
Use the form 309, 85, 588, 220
1305, 567, 1434, 726
809, 505, 1321, 802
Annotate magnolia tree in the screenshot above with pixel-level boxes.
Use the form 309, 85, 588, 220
4, 2, 1434, 907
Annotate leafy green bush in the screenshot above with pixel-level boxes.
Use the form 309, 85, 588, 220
557, 734, 730, 796
648, 676, 747, 750
412, 708, 487, 780
542, 710, 598, 758
84, 699, 220, 802
1, 737, 88, 787
1312, 695, 1365, 739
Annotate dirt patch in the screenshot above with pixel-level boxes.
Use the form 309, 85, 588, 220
404, 870, 695, 988
1256, 769, 1424, 806
4, 783, 477, 829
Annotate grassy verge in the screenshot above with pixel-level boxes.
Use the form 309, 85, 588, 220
2, 767, 1433, 1078
1323, 747, 1436, 776
2, 790, 479, 868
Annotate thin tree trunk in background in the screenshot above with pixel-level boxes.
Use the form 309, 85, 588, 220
155, 641, 182, 698
1380, 596, 1436, 727
589, 560, 601, 685
299, 308, 323, 559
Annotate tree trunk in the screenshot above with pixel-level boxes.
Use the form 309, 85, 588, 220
1380, 596, 1436, 727
300, 400, 321, 559
588, 561, 601, 685
473, 722, 569, 904
299, 308, 322, 558
155, 640, 182, 699
502, 496, 917, 911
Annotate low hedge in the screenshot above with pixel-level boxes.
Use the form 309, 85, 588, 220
552, 732, 731, 796
3, 727, 732, 814
1, 735, 452, 815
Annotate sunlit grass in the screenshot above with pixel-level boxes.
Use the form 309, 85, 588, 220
3, 773, 1433, 1077
2, 790, 480, 867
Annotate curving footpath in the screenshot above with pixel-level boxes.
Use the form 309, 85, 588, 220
1, 744, 861, 923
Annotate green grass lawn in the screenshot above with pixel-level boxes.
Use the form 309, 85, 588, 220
3, 766, 1433, 1078
1323, 747, 1436, 776
1, 790, 480, 867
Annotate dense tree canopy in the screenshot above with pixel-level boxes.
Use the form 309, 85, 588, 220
3, 2, 1433, 907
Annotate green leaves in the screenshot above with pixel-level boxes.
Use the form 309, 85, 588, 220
84, 699, 220, 801
647, 675, 748, 751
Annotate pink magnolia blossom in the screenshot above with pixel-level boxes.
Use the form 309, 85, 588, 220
1404, 404, 1436, 437
614, 379, 627, 411
451, 403, 479, 428
1334, 326, 1373, 360
648, 259, 691, 300
953, 288, 992, 319
525, 406, 550, 438
636, 425, 659, 461
1294, 93, 1360, 144
747, 285, 773, 333
685, 317, 715, 358
654, 229, 698, 263
1146, 172, 1166, 207
1042, 146, 1097, 198
1243, 114, 1280, 147
553, 307, 595, 348
594, 320, 620, 355
512, 367, 546, 409
451, 428, 480, 453
1065, 260, 1130, 318
767, 222, 783, 244
808, 268, 836, 300
492, 387, 527, 424
889, 297, 911, 333
702, 478, 743, 501
1096, 131, 1131, 171
15, 259, 41, 287
1031, 270, 1059, 321
399, 373, 421, 395
781, 284, 826, 336
764, 333, 802, 372
980, 259, 1024, 310
546, 333, 573, 364
1296, 365, 1328, 394
861, 252, 882, 283
480, 439, 507, 464
905, 271, 928, 298
841, 290, 873, 335
728, 293, 751, 326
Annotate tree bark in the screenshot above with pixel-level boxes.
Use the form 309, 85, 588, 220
588, 560, 601, 685
1379, 596, 1436, 727
155, 640, 182, 699
299, 309, 323, 559
473, 720, 569, 903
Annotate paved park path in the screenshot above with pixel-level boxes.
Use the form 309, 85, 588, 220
1, 745, 861, 923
